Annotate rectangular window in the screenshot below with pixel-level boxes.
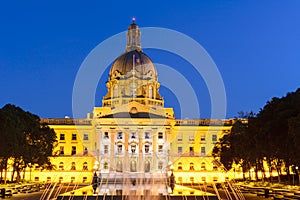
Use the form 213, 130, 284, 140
104, 145, 109, 154
158, 145, 163, 153
83, 177, 87, 183
71, 146, 76, 155
83, 133, 88, 140
117, 132, 123, 139
177, 135, 182, 142
71, 177, 75, 183
59, 146, 64, 155
201, 135, 205, 142
189, 135, 194, 142
60, 134, 65, 140
104, 132, 109, 139
145, 145, 150, 153
178, 146, 182, 154
212, 134, 217, 142
201, 147, 206, 155
131, 132, 136, 139
189, 146, 194, 156
158, 132, 163, 139
72, 134, 77, 140
190, 177, 194, 183
47, 177, 51, 182
117, 145, 122, 153
34, 177, 39, 182
145, 132, 150, 139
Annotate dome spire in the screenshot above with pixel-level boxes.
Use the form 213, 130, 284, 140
126, 18, 141, 52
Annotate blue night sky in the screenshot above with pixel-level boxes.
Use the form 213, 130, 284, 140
0, 1, 300, 119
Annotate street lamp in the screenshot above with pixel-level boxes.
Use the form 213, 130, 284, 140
295, 166, 299, 185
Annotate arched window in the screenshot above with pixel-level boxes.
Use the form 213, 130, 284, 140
201, 162, 206, 171
83, 162, 88, 170
71, 162, 76, 170
149, 86, 153, 99
189, 162, 194, 170
177, 162, 182, 170
130, 160, 137, 172
59, 162, 64, 170
116, 160, 122, 172
158, 161, 163, 170
130, 84, 136, 97
113, 85, 118, 98
103, 162, 109, 170
144, 160, 150, 172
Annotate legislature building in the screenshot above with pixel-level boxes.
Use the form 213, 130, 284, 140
31, 21, 234, 192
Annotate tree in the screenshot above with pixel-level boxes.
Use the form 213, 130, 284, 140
0, 104, 57, 182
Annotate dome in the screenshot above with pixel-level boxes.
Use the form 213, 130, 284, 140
109, 50, 158, 81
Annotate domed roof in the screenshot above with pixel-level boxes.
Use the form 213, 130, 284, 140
109, 50, 158, 81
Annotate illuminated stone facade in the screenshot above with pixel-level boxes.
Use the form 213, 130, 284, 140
22, 21, 235, 187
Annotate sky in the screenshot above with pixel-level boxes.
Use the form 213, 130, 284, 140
0, 0, 300, 119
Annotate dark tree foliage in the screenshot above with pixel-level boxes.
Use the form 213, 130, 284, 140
214, 88, 300, 182
0, 104, 57, 182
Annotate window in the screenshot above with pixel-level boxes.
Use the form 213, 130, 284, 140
201, 162, 206, 170
158, 145, 163, 153
213, 177, 218, 182
130, 84, 136, 97
201, 135, 205, 141
117, 132, 123, 139
116, 160, 122, 172
104, 132, 109, 139
131, 132, 136, 139
59, 146, 64, 155
130, 160, 137, 172
60, 134, 65, 140
59, 177, 63, 183
71, 162, 76, 170
144, 145, 150, 153
83, 133, 88, 140
201, 147, 206, 155
104, 145, 109, 154
103, 162, 108, 170
34, 177, 39, 182
117, 145, 122, 153
71, 177, 75, 183
189, 162, 194, 171
72, 133, 77, 140
178, 146, 182, 154
59, 162, 64, 170
212, 134, 217, 143
177, 135, 182, 142
113, 85, 118, 98
190, 177, 194, 183
213, 165, 218, 171
177, 162, 182, 170
83, 162, 88, 170
83, 177, 87, 183
83, 147, 88, 156
145, 132, 150, 139
178, 177, 182, 182
189, 146, 194, 156
158, 161, 163, 170
149, 86, 153, 99
144, 160, 150, 172
190, 191, 194, 195
47, 177, 51, 182
201, 177, 206, 182
131, 144, 136, 153
158, 132, 163, 139
71, 146, 76, 155
189, 135, 194, 142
